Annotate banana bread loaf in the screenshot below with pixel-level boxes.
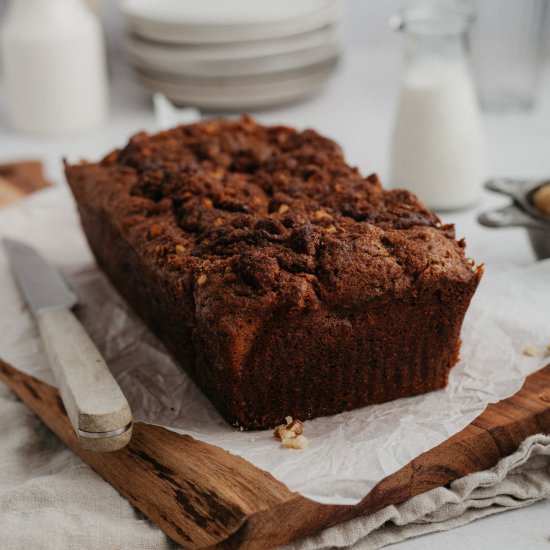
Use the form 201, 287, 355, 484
65, 117, 482, 430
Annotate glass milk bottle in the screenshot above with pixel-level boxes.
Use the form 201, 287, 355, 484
389, 5, 484, 211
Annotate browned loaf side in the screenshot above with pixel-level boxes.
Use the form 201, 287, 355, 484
65, 117, 482, 430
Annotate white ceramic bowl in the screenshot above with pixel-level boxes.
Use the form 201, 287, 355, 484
132, 57, 339, 110
120, 0, 342, 44
122, 25, 342, 78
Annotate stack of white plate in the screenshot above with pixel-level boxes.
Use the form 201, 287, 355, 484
120, 0, 343, 110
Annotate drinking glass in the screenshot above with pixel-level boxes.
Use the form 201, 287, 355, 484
469, 0, 547, 111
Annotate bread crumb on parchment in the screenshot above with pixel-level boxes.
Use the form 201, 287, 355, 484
523, 344, 550, 357
523, 346, 541, 357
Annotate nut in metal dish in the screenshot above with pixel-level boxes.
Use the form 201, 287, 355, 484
478, 178, 550, 260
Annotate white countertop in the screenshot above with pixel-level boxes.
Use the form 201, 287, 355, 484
0, 46, 548, 548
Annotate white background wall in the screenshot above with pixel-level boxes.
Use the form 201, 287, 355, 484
0, 0, 548, 57
345, 0, 550, 55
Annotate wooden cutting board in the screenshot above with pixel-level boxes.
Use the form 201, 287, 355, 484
1, 359, 549, 549
0, 160, 50, 208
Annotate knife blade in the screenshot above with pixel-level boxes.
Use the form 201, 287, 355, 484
3, 238, 132, 452
3, 238, 78, 313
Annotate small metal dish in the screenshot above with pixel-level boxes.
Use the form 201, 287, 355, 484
478, 178, 550, 260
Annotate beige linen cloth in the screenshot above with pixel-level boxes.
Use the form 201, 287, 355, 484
1, 382, 549, 549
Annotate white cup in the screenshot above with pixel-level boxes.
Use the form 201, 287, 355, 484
0, 0, 109, 135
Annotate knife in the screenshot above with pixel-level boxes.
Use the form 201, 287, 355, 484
3, 238, 132, 452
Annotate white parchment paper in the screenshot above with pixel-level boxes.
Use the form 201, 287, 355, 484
1, 186, 549, 505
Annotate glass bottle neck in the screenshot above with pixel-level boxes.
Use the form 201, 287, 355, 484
403, 31, 469, 66
392, 1, 474, 72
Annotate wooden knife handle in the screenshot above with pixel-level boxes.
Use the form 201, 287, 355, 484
36, 307, 132, 452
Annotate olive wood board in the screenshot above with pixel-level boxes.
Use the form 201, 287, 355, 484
1, 359, 550, 550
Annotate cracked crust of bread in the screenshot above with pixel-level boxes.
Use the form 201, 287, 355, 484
65, 116, 482, 429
